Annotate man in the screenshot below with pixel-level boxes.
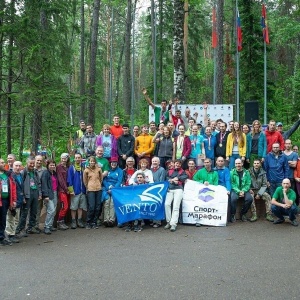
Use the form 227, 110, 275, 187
230, 158, 253, 222
169, 109, 184, 131
102, 157, 123, 227
185, 118, 196, 136
293, 145, 299, 153
227, 120, 234, 133
94, 146, 110, 177
16, 156, 41, 234
74, 120, 86, 143
203, 126, 217, 166
283, 139, 298, 191
249, 159, 273, 222
265, 120, 284, 153
117, 124, 135, 170
214, 122, 229, 161
164, 160, 188, 232
210, 120, 219, 136
277, 114, 300, 140
149, 121, 157, 137
4, 154, 16, 172
271, 178, 298, 226
6, 161, 24, 243
167, 121, 179, 138
35, 155, 46, 232
0, 158, 16, 246
193, 158, 218, 186
79, 123, 97, 157
264, 143, 289, 197
67, 153, 87, 229
142, 88, 169, 125
110, 115, 123, 139
134, 124, 154, 166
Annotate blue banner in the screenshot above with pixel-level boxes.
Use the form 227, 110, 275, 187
111, 181, 169, 224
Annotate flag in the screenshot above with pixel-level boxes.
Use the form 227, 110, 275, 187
237, 9, 242, 52
261, 4, 270, 44
111, 181, 169, 224
212, 6, 218, 48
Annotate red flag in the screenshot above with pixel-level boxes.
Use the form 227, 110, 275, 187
212, 6, 218, 48
237, 10, 242, 52
261, 4, 270, 44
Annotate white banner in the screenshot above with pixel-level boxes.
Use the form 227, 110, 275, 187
182, 180, 228, 227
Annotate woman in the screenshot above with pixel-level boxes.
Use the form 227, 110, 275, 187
132, 125, 140, 138
294, 157, 300, 206
152, 123, 164, 156
129, 158, 154, 185
226, 122, 247, 170
242, 124, 251, 169
41, 160, 58, 235
189, 125, 205, 168
83, 156, 103, 229
246, 120, 267, 167
154, 126, 175, 169
56, 153, 70, 230
175, 124, 191, 170
96, 124, 117, 161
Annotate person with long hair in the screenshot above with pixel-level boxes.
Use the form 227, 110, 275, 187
129, 158, 154, 185
246, 120, 267, 167
41, 160, 58, 234
83, 156, 103, 229
96, 124, 118, 161
174, 124, 191, 169
226, 122, 247, 170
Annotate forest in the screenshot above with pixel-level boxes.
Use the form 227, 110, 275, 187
0, 0, 299, 159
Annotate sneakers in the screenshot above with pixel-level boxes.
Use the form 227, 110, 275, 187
8, 235, 20, 243
164, 223, 171, 229
44, 228, 51, 235
170, 225, 176, 232
266, 214, 274, 222
16, 229, 28, 238
133, 225, 140, 232
57, 221, 69, 230
273, 218, 284, 224
0, 238, 12, 246
71, 219, 77, 229
91, 223, 98, 229
291, 219, 299, 226
77, 219, 85, 228
241, 214, 248, 222
26, 227, 41, 234
153, 223, 161, 228
50, 227, 57, 232
250, 213, 258, 222
125, 224, 131, 232
86, 223, 92, 230
230, 214, 236, 223
108, 220, 114, 227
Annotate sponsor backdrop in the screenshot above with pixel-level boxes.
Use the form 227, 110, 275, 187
149, 104, 234, 125
182, 180, 228, 226
112, 182, 169, 224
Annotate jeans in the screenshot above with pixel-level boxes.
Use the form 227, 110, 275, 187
165, 189, 183, 226
0, 198, 9, 240
229, 154, 240, 170
87, 191, 102, 225
269, 182, 281, 199
271, 204, 298, 221
17, 189, 38, 231
44, 191, 58, 229
230, 191, 253, 215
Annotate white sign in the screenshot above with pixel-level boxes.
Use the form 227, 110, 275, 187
182, 180, 228, 227
149, 104, 234, 125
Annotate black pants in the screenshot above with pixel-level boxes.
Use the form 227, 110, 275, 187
230, 191, 253, 216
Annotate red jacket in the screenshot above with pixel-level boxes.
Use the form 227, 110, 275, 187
265, 130, 284, 153
0, 172, 17, 207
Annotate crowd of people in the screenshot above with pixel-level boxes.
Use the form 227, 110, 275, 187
0, 98, 300, 246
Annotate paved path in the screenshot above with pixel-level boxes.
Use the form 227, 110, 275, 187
1, 220, 299, 300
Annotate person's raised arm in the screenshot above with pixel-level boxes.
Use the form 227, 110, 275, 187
142, 88, 155, 110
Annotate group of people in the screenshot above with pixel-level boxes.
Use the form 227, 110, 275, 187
0, 99, 300, 246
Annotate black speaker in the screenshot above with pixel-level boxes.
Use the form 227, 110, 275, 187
245, 101, 259, 124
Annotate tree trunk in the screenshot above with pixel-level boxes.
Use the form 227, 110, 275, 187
88, 0, 101, 125
123, 0, 132, 116
216, 0, 224, 104
80, 0, 86, 120
173, 0, 185, 102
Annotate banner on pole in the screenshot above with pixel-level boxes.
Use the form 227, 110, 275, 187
182, 180, 228, 227
112, 181, 169, 224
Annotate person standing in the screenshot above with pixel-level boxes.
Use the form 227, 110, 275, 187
110, 115, 123, 139
283, 139, 298, 191
203, 126, 217, 167
265, 120, 284, 153
174, 124, 191, 170
117, 124, 135, 170
96, 124, 118, 161
79, 123, 97, 157
56, 153, 70, 230
214, 122, 229, 162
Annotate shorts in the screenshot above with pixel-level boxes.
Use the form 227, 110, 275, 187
70, 193, 87, 211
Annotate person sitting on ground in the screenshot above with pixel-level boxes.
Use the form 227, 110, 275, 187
271, 178, 298, 226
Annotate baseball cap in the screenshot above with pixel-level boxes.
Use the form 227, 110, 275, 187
277, 122, 283, 127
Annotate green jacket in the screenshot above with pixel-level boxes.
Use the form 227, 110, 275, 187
230, 168, 251, 194
193, 168, 218, 185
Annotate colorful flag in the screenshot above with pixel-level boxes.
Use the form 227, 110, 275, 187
261, 4, 270, 44
237, 9, 242, 52
212, 6, 218, 48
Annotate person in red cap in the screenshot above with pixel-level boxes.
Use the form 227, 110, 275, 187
101, 157, 123, 227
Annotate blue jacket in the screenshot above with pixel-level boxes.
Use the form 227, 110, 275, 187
11, 173, 24, 208
246, 132, 267, 159
214, 167, 231, 192
67, 164, 86, 195
264, 152, 289, 182
102, 167, 123, 201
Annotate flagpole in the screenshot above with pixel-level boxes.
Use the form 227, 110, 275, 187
213, 3, 217, 105
236, 0, 240, 122
264, 41, 267, 124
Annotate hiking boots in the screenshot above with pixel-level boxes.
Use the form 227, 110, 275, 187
57, 221, 69, 230
266, 214, 274, 222
77, 219, 85, 228
241, 214, 248, 222
230, 214, 236, 223
71, 219, 77, 229
250, 213, 258, 222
